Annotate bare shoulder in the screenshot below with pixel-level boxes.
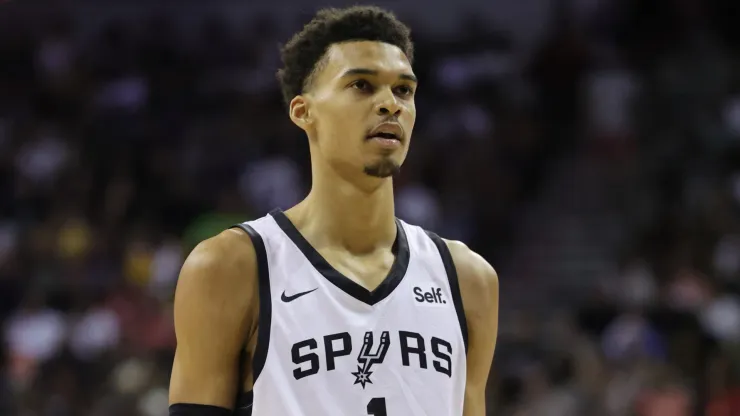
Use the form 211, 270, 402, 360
176, 228, 258, 304
442, 239, 499, 313
174, 227, 259, 343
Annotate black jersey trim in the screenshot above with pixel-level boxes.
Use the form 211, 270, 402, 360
426, 231, 469, 354
269, 209, 410, 306
229, 224, 272, 390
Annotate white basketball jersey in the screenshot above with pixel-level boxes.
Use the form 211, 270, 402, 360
232, 210, 468, 416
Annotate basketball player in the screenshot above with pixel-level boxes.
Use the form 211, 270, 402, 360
168, 6, 498, 416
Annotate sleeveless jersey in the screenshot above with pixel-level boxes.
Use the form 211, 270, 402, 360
232, 210, 468, 416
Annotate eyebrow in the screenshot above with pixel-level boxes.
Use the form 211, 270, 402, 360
340, 68, 418, 83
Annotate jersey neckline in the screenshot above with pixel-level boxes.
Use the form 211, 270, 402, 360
269, 209, 410, 306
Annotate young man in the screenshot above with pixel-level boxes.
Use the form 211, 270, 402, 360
169, 6, 498, 416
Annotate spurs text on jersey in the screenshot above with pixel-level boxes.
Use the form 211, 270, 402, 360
291, 330, 453, 388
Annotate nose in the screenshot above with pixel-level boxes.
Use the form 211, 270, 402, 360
375, 90, 402, 117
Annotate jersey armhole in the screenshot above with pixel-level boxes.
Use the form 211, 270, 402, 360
229, 223, 271, 409
425, 231, 469, 354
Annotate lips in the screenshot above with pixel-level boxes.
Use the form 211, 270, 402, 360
367, 123, 404, 142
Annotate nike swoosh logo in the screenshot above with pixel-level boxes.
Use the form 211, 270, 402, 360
281, 288, 318, 302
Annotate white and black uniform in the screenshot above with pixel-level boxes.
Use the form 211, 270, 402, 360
231, 210, 468, 416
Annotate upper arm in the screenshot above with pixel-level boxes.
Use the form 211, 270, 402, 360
445, 240, 499, 416
169, 228, 258, 409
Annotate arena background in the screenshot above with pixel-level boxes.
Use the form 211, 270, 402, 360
1, 0, 740, 414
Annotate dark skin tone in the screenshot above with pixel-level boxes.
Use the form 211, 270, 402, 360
169, 40, 499, 415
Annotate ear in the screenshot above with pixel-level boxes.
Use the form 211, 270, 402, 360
289, 96, 311, 131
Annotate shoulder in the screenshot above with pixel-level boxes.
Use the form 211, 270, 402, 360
179, 228, 258, 290
174, 227, 259, 329
442, 239, 499, 318
183, 227, 257, 271
443, 239, 498, 300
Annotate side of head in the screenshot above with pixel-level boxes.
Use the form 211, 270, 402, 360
277, 6, 417, 182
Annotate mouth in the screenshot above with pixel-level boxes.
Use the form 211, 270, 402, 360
367, 132, 400, 141
366, 122, 405, 146
366, 133, 403, 149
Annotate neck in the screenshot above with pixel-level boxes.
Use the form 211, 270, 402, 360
287, 163, 397, 254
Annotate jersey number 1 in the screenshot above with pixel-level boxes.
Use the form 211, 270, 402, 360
367, 397, 387, 415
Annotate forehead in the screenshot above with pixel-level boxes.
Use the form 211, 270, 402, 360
319, 41, 413, 81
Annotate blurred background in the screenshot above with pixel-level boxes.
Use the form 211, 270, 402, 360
1, 0, 740, 414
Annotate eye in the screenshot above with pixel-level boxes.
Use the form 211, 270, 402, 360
351, 79, 373, 92
395, 85, 414, 96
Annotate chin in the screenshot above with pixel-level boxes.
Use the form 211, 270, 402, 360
363, 159, 400, 178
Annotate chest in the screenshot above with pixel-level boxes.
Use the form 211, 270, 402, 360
268, 265, 465, 381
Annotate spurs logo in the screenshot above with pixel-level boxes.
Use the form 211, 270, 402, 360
351, 331, 390, 388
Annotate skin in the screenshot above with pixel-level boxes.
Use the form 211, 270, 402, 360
169, 40, 499, 415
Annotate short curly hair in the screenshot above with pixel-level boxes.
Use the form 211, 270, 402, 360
276, 6, 414, 107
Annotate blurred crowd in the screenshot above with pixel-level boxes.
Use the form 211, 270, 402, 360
491, 1, 740, 415
0, 0, 739, 415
